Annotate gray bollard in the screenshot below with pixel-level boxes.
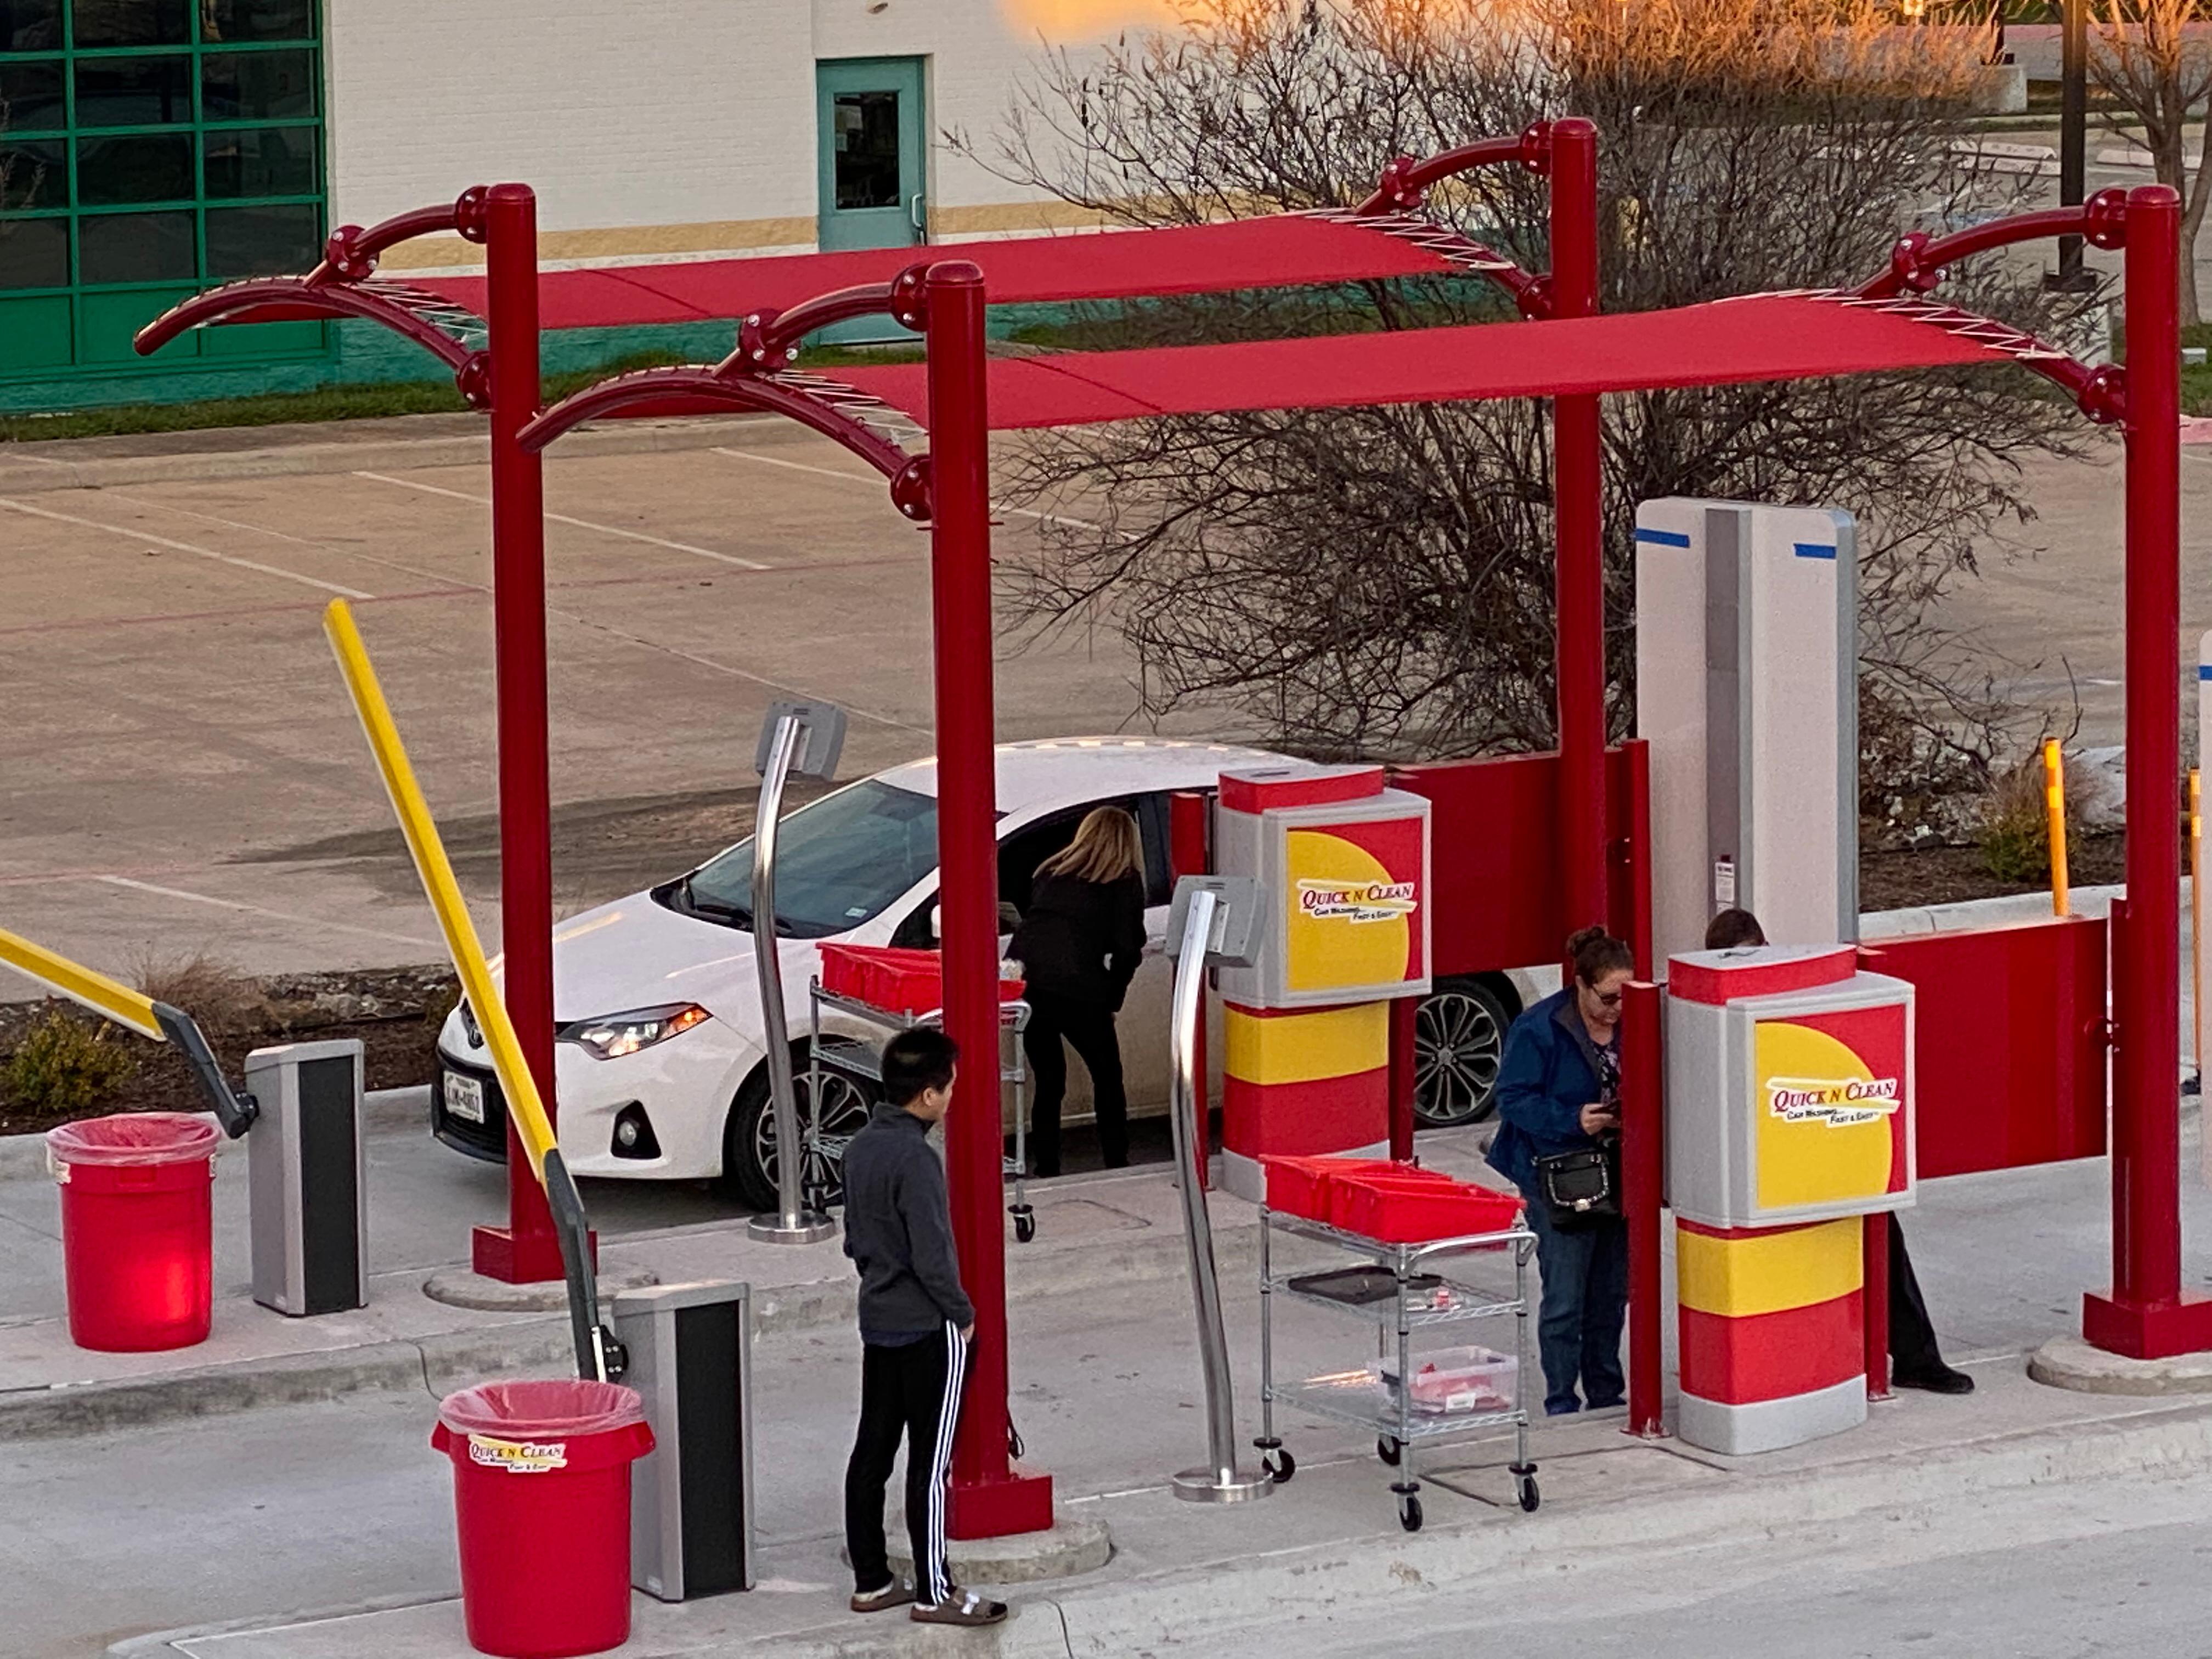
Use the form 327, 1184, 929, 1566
613, 1280, 757, 1600
244, 1039, 367, 1316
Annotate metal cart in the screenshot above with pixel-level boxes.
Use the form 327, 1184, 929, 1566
1256, 1208, 1539, 1531
806, 981, 1040, 1243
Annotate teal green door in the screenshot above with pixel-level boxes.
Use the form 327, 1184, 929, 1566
815, 57, 925, 343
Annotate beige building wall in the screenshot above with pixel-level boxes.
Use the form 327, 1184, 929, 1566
324, 0, 1171, 272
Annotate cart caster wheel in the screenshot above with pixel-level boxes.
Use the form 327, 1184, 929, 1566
1010, 1206, 1036, 1244
1376, 1435, 1402, 1467
1517, 1473, 1541, 1513
1262, 1448, 1296, 1484
1398, 1493, 1423, 1532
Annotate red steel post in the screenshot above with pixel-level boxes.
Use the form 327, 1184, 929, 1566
926, 262, 1055, 1538
2083, 184, 2212, 1357
1550, 118, 1609, 938
1388, 998, 1419, 1163
473, 183, 567, 1284
1168, 791, 1212, 1185
1622, 979, 1665, 1437
1863, 1214, 1892, 1401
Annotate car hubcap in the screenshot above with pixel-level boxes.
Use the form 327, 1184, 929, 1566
755, 1067, 875, 1206
1414, 990, 1502, 1125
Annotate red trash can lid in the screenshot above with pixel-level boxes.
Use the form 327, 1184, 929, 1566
46, 1112, 219, 1167
437, 1378, 647, 1438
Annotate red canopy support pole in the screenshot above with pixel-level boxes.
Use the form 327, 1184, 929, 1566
927, 261, 1055, 1538
473, 183, 567, 1284
1169, 791, 1214, 1187
1621, 979, 1665, 1437
1550, 117, 1609, 938
2085, 183, 2212, 1356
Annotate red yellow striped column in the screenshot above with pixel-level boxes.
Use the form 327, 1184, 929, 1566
1677, 1215, 1867, 1454
1219, 1001, 1390, 1199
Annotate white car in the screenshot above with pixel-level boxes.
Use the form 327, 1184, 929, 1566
432, 738, 1546, 1209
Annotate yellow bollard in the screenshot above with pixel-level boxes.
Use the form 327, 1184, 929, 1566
2044, 738, 2070, 918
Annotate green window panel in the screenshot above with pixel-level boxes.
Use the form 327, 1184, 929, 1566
0, 0, 329, 383
0, 292, 71, 371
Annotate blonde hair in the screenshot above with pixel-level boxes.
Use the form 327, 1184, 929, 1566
1037, 806, 1142, 885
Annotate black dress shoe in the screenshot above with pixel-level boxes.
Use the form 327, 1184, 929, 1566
1891, 1362, 1974, 1396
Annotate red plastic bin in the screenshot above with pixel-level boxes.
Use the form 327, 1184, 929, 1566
46, 1113, 219, 1352
818, 944, 1024, 1016
1330, 1175, 1523, 1245
432, 1380, 656, 1659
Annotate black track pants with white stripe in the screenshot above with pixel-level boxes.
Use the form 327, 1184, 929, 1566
844, 1324, 969, 1603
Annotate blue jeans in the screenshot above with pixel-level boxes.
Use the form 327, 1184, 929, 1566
1523, 1198, 1629, 1415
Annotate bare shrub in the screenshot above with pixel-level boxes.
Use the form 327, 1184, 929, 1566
133, 951, 269, 1035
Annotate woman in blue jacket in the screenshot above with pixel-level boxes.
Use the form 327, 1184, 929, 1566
1486, 926, 1635, 1415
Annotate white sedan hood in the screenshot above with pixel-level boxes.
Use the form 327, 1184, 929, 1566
546, 894, 815, 1027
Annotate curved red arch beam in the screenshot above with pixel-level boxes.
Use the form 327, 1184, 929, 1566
1847, 188, 2132, 421
517, 364, 916, 483
134, 276, 476, 376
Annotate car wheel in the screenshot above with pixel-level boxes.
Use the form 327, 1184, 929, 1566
1413, 977, 1510, 1128
721, 1044, 879, 1214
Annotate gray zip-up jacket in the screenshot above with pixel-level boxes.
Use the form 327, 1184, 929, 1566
842, 1103, 975, 1343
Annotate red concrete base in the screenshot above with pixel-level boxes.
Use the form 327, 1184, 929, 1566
471, 1222, 589, 1285
2082, 1290, 2212, 1359
947, 1468, 1056, 1540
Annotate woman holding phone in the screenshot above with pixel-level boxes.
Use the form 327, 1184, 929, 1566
1486, 925, 1635, 1417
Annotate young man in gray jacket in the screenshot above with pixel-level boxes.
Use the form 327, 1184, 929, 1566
840, 1026, 1008, 1627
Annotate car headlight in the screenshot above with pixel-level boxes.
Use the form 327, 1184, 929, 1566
558, 1003, 713, 1060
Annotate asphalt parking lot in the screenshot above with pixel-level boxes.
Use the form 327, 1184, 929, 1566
0, 417, 1245, 985
0, 407, 2203, 997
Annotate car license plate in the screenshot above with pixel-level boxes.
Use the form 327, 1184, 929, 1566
444, 1072, 486, 1124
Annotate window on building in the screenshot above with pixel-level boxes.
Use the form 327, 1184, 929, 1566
0, 0, 325, 381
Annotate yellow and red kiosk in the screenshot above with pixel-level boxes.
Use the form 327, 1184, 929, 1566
1211, 765, 1432, 1201
1664, 944, 1914, 1454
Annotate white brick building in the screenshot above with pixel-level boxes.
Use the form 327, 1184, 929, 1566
0, 0, 1168, 409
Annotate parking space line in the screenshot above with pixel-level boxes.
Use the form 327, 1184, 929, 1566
708, 444, 1100, 532
0, 496, 373, 599
355, 470, 772, 571
107, 492, 467, 591
90, 876, 441, 950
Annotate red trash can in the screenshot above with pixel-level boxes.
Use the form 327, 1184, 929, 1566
432, 1380, 656, 1659
46, 1113, 219, 1352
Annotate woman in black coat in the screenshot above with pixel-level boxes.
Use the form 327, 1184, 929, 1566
1008, 807, 1147, 1177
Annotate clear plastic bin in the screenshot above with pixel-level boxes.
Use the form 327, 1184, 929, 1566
1375, 1344, 1519, 1415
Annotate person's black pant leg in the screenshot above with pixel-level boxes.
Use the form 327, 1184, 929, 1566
1022, 1003, 1068, 1178
1062, 1003, 1130, 1168
843, 1341, 906, 1593
1886, 1211, 1946, 1375
899, 1325, 968, 1606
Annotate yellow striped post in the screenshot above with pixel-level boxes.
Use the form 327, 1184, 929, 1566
2044, 738, 2070, 918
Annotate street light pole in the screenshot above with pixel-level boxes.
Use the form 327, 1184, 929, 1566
2055, 0, 2091, 289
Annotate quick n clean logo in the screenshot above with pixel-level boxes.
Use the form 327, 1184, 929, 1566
1764, 1074, 1901, 1128
467, 1434, 569, 1473
1294, 878, 1417, 924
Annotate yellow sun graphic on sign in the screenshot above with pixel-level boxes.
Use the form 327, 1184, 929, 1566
1283, 830, 1411, 993
1753, 1019, 1896, 1212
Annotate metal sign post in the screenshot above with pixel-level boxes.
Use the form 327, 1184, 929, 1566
1163, 876, 1273, 1505
747, 701, 847, 1245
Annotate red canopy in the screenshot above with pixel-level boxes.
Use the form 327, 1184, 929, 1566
413, 213, 1511, 330
807, 294, 2033, 430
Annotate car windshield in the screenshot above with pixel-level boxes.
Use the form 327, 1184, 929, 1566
665, 780, 940, 939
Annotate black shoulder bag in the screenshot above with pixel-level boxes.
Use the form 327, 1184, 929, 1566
1532, 1032, 1622, 1231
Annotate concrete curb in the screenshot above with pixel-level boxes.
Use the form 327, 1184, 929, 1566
105, 1390, 2212, 1658
0, 412, 771, 494
0, 1205, 1249, 1440
0, 1089, 422, 1180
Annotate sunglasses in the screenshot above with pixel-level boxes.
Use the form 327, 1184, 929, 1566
1585, 987, 1624, 1008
